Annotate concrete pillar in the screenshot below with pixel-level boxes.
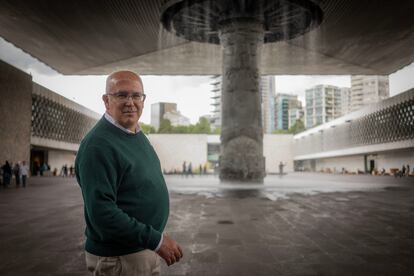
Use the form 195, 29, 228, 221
218, 20, 265, 182
0, 61, 32, 165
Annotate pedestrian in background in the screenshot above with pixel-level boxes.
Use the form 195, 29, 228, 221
20, 161, 29, 188
13, 162, 20, 187
2, 161, 12, 188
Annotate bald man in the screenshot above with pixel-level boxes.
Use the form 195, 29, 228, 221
75, 71, 182, 276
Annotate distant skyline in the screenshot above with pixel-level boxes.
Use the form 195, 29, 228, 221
1, 37, 413, 124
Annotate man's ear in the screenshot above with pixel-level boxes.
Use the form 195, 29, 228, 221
102, 94, 110, 110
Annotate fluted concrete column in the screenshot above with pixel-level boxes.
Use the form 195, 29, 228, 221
218, 20, 265, 182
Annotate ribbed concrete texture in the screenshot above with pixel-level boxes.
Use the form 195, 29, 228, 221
0, 60, 32, 164
1, 1, 414, 75
219, 20, 265, 182
1, 174, 413, 275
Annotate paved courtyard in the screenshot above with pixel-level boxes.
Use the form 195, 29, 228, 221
0, 173, 413, 276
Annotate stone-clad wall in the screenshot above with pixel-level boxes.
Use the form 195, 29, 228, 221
0, 61, 32, 164
148, 134, 295, 173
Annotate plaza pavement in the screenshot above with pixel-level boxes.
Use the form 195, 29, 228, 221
0, 173, 413, 276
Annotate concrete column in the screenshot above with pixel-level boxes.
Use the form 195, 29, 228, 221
0, 61, 32, 165
218, 20, 265, 182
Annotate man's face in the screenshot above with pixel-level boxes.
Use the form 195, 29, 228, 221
103, 75, 144, 132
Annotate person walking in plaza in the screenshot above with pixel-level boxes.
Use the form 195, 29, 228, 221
69, 165, 74, 177
20, 161, 29, 188
13, 162, 20, 187
75, 70, 182, 276
279, 161, 285, 176
2, 161, 12, 188
401, 165, 406, 178
182, 161, 187, 176
188, 162, 193, 176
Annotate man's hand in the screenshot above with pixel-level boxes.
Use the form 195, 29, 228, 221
156, 234, 183, 266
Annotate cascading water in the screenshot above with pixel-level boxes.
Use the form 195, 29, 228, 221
161, 0, 323, 182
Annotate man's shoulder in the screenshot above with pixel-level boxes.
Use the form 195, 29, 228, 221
79, 120, 114, 151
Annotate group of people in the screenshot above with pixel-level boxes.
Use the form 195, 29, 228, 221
181, 161, 208, 176
58, 164, 75, 177
394, 164, 412, 177
1, 160, 29, 188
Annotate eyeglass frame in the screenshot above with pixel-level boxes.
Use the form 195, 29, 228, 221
106, 91, 146, 102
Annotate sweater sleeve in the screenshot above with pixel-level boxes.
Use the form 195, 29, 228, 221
77, 145, 162, 250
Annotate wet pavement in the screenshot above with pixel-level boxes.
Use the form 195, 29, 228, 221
0, 173, 413, 276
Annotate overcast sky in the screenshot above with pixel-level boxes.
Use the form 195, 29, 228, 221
1, 37, 413, 124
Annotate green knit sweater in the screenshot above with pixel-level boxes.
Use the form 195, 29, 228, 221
75, 117, 169, 257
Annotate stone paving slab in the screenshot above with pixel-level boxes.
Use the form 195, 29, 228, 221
0, 174, 413, 276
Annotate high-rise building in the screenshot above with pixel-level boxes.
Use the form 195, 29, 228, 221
350, 75, 389, 112
305, 85, 343, 128
274, 93, 301, 130
210, 75, 276, 133
150, 102, 177, 130
261, 76, 276, 133
340, 87, 351, 116
210, 75, 221, 129
288, 104, 304, 129
163, 110, 191, 126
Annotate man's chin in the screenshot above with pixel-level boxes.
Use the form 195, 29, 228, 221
118, 116, 137, 128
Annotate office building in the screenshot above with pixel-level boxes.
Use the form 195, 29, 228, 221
210, 75, 276, 133
150, 102, 177, 130
163, 110, 191, 127
275, 93, 300, 130
305, 85, 342, 128
350, 75, 389, 112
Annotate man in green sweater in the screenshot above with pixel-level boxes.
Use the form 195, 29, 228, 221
75, 70, 183, 275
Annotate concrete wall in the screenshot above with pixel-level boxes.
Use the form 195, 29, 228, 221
0, 61, 32, 164
147, 134, 295, 174
48, 150, 76, 173
300, 148, 414, 173
376, 149, 414, 172
148, 134, 208, 172
314, 155, 365, 173
264, 134, 294, 173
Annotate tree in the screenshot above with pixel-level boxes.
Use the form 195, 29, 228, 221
155, 117, 218, 134
193, 117, 211, 134
272, 129, 290, 134
158, 119, 173, 133
288, 119, 305, 134
271, 119, 305, 135
140, 122, 156, 134
212, 127, 221, 134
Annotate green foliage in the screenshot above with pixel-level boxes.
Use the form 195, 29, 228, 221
272, 119, 305, 135
158, 119, 173, 133
212, 127, 221, 134
272, 129, 290, 134
289, 119, 305, 134
155, 117, 219, 134
140, 122, 156, 134
193, 117, 211, 134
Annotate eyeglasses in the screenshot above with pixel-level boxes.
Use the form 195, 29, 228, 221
107, 91, 146, 102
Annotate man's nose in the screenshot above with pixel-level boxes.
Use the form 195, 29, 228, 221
124, 96, 134, 105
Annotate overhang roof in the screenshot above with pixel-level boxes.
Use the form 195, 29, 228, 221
0, 0, 413, 75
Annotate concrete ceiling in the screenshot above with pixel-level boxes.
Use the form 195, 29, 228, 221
0, 0, 413, 75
